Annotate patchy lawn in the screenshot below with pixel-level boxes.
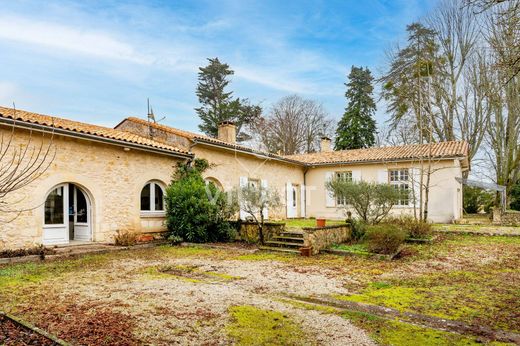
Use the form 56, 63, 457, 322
1, 233, 519, 345
284, 218, 345, 228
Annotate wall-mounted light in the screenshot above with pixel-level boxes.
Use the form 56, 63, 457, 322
123, 147, 131, 152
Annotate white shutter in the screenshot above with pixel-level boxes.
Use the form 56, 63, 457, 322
352, 170, 362, 182
325, 172, 335, 207
300, 185, 306, 217
378, 169, 388, 184
410, 168, 421, 208
261, 179, 269, 220
286, 182, 295, 218
239, 176, 248, 220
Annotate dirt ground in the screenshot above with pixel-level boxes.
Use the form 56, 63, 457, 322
1, 233, 519, 345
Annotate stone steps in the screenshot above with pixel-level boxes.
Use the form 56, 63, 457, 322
264, 240, 303, 248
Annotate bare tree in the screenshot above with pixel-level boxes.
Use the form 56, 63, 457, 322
465, 0, 520, 82
253, 95, 334, 155
0, 106, 56, 222
235, 184, 281, 244
481, 1, 520, 206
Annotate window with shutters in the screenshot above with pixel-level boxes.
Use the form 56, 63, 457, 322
335, 171, 352, 205
389, 169, 409, 206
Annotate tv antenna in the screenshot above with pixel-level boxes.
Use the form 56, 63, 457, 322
146, 98, 165, 139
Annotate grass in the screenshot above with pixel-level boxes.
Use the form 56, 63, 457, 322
1, 233, 518, 345
283, 218, 345, 228
331, 242, 371, 255
226, 305, 311, 346
281, 299, 490, 345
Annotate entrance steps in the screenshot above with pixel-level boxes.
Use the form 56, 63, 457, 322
260, 228, 305, 254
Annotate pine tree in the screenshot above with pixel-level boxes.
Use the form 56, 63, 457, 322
335, 66, 377, 150
195, 58, 261, 141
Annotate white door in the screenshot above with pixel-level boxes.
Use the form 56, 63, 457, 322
43, 185, 69, 245
73, 186, 91, 241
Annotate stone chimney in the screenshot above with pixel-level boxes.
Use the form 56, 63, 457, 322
217, 121, 236, 144
320, 137, 332, 152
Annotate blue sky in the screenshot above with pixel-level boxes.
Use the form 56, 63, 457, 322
0, 0, 437, 133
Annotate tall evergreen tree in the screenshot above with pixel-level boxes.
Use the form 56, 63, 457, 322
335, 66, 377, 150
195, 57, 261, 141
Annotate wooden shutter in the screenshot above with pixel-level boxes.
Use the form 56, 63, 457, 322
410, 168, 421, 208
300, 184, 306, 217
352, 170, 362, 182
261, 179, 269, 220
239, 176, 248, 220
286, 182, 295, 218
325, 172, 335, 207
377, 169, 388, 184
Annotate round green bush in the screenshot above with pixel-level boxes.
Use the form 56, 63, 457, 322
165, 159, 237, 243
366, 224, 406, 255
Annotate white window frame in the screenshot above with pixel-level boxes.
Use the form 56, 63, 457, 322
140, 181, 165, 216
335, 171, 352, 206
389, 169, 410, 206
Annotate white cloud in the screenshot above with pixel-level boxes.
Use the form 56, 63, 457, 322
0, 15, 152, 64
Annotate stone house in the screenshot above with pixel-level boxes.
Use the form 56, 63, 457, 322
0, 106, 469, 249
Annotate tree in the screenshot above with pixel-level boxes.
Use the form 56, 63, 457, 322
165, 158, 238, 243
235, 183, 281, 244
253, 95, 333, 155
0, 106, 55, 223
481, 0, 520, 207
335, 66, 377, 150
195, 58, 261, 141
326, 180, 403, 224
380, 22, 439, 144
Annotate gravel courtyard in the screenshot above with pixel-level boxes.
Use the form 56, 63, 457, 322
1, 233, 519, 345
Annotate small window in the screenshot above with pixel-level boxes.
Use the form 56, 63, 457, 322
335, 171, 352, 205
389, 169, 410, 206
292, 187, 297, 207
248, 179, 260, 189
141, 182, 165, 212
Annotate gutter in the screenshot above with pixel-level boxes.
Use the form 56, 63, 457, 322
0, 118, 193, 160
303, 155, 467, 168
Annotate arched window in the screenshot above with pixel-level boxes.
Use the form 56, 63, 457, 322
204, 177, 224, 191
141, 182, 165, 212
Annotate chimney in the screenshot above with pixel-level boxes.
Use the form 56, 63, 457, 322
217, 121, 236, 144
320, 137, 332, 152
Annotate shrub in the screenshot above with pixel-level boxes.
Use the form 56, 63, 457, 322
165, 159, 238, 243
463, 186, 494, 214
114, 230, 138, 246
346, 218, 367, 241
366, 224, 406, 255
384, 216, 432, 239
326, 180, 404, 224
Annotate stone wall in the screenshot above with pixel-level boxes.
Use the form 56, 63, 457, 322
236, 222, 285, 243
0, 126, 186, 250
493, 209, 520, 226
302, 225, 351, 255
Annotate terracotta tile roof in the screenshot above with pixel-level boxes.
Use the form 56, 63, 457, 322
284, 141, 469, 165
0, 106, 191, 156
120, 117, 305, 165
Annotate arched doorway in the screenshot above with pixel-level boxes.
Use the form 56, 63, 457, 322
43, 183, 92, 245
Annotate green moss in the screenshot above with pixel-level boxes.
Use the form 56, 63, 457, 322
226, 305, 311, 345
0, 253, 111, 289
276, 298, 340, 314
335, 286, 425, 312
